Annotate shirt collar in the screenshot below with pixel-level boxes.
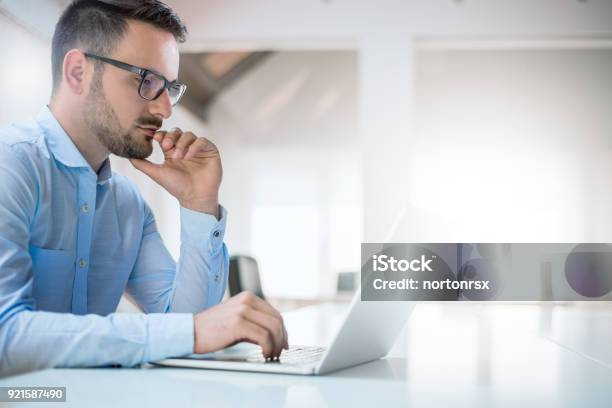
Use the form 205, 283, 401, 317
36, 105, 112, 183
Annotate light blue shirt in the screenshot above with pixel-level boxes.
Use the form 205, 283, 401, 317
0, 106, 229, 376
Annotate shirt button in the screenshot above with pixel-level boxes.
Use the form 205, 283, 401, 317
213, 231, 220, 238
79, 259, 87, 268
81, 203, 90, 213
214, 274, 220, 282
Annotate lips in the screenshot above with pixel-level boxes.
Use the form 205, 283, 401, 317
137, 127, 157, 137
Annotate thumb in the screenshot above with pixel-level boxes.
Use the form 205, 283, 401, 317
129, 158, 163, 183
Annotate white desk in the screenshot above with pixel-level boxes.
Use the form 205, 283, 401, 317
1, 302, 611, 407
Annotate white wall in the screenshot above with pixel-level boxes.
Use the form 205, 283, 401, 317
168, 0, 612, 243
400, 48, 612, 242
0, 12, 52, 125
207, 51, 360, 298
165, 0, 612, 300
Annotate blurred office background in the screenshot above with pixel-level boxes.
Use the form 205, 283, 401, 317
1, 0, 612, 303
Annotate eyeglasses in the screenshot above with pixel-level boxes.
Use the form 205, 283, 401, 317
84, 52, 187, 106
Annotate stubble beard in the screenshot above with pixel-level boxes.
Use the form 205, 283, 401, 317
83, 73, 153, 160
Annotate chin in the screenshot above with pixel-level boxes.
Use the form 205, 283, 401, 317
131, 145, 153, 160
115, 141, 153, 160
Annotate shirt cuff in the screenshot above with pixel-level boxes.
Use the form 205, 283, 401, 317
145, 313, 194, 362
180, 204, 227, 254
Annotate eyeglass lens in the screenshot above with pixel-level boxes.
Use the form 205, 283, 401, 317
139, 72, 185, 105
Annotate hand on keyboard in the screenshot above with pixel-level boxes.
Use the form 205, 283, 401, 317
194, 291, 289, 359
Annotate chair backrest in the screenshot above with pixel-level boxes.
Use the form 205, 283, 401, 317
337, 271, 358, 294
228, 255, 266, 299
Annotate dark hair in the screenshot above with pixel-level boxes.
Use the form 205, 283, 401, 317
51, 0, 187, 92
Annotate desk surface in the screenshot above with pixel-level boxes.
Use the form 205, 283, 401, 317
1, 302, 611, 407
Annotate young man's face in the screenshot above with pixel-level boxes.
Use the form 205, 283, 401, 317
83, 19, 180, 159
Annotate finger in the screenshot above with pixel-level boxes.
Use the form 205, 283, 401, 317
172, 132, 197, 159
183, 138, 209, 161
129, 158, 162, 183
237, 319, 275, 359
185, 137, 219, 161
243, 292, 284, 322
160, 127, 182, 151
241, 307, 284, 358
235, 292, 287, 355
153, 130, 166, 142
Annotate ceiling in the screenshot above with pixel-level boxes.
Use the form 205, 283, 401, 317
178, 50, 273, 119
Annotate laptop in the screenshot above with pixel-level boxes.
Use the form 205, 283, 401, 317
153, 287, 415, 375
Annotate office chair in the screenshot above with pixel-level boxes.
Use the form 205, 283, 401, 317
336, 271, 358, 294
228, 255, 266, 300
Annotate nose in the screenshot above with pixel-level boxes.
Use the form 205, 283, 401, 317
148, 89, 173, 119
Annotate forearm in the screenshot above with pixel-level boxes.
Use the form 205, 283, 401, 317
0, 309, 193, 376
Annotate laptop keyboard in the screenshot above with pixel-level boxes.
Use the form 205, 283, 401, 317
246, 346, 326, 365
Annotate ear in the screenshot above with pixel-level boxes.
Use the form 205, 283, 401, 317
62, 49, 92, 96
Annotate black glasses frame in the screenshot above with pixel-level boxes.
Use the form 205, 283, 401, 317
83, 52, 186, 106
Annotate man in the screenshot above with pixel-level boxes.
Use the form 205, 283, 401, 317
0, 0, 287, 376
